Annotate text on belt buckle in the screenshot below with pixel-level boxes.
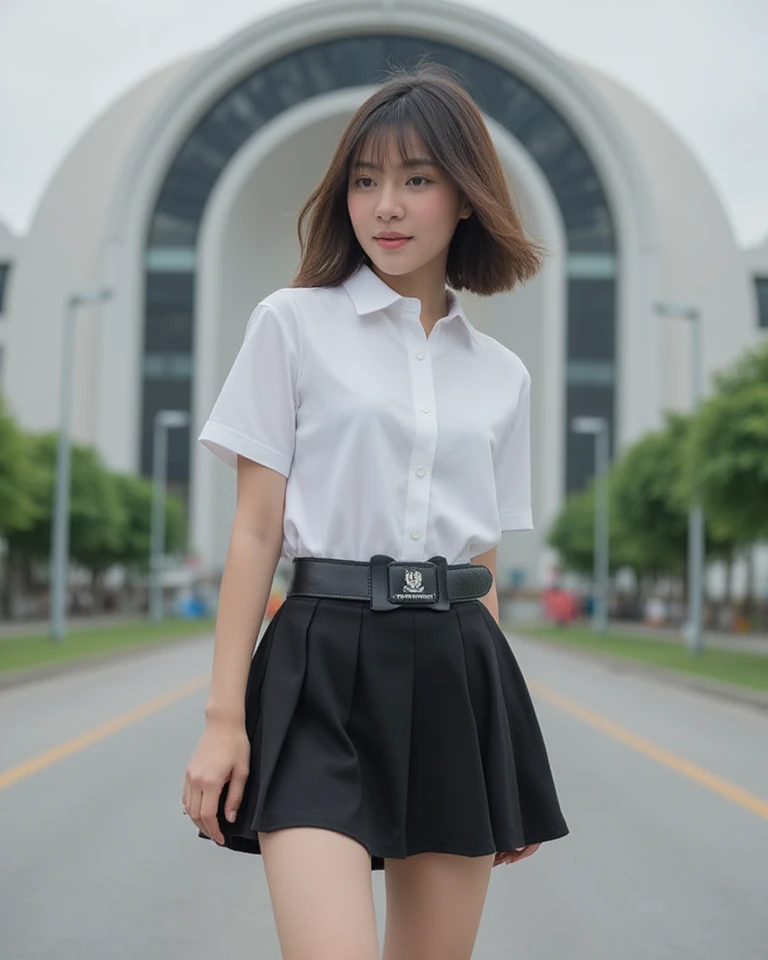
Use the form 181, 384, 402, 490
369, 555, 450, 612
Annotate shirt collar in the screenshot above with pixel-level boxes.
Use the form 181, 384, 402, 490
342, 264, 484, 349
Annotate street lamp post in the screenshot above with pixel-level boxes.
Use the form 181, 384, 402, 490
571, 417, 610, 634
50, 287, 113, 642
149, 410, 189, 622
654, 301, 704, 655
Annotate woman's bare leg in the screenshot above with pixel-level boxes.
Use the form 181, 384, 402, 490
259, 827, 380, 960
382, 852, 494, 960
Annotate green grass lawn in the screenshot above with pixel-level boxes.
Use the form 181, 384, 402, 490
506, 624, 768, 694
0, 618, 216, 674
6, 615, 766, 696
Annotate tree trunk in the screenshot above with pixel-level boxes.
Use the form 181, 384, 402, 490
743, 545, 755, 627
722, 548, 734, 631
1, 548, 22, 619
91, 567, 105, 613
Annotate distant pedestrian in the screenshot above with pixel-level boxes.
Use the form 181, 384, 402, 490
183, 61, 568, 960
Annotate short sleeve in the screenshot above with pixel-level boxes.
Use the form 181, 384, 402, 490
493, 372, 534, 531
198, 302, 298, 477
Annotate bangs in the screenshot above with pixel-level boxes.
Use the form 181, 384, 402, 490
349, 103, 441, 174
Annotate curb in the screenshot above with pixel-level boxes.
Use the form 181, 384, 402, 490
510, 631, 768, 714
0, 631, 213, 693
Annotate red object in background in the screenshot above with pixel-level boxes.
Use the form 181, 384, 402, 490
265, 590, 284, 620
542, 588, 577, 625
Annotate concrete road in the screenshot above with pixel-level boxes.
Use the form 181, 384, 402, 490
0, 630, 766, 959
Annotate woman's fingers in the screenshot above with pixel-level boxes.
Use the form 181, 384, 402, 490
187, 784, 206, 836
516, 843, 541, 861
494, 842, 542, 866
200, 783, 226, 845
182, 722, 251, 844
224, 764, 249, 824
184, 769, 225, 844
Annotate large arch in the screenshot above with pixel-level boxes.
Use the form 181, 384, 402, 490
140, 32, 618, 495
97, 0, 660, 575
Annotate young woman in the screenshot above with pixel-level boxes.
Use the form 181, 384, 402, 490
183, 62, 568, 960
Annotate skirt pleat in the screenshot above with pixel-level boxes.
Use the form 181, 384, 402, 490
208, 595, 568, 870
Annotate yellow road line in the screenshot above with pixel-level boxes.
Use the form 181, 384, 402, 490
3, 671, 766, 825
0, 673, 209, 792
529, 680, 768, 821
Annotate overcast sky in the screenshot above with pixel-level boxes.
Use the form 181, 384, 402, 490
0, 0, 765, 247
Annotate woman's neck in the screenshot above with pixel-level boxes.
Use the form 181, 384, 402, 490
370, 261, 449, 325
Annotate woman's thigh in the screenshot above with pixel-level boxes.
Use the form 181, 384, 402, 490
382, 852, 495, 960
258, 827, 380, 960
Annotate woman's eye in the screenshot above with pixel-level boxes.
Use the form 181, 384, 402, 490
353, 176, 430, 188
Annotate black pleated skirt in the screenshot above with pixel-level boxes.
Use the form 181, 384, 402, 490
203, 593, 569, 870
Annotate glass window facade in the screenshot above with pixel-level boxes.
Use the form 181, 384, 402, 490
0, 263, 9, 313
140, 272, 194, 480
143, 35, 618, 501
756, 277, 768, 329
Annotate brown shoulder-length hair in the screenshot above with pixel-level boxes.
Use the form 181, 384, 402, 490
292, 60, 544, 294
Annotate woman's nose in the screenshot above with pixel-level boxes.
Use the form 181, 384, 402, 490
375, 184, 404, 219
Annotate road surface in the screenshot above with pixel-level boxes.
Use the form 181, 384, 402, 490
1, 629, 766, 959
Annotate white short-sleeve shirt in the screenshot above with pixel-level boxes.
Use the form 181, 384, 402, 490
199, 264, 533, 565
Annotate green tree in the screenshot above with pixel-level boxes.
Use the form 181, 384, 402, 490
549, 413, 736, 600
79, 472, 187, 609
685, 341, 768, 624
5, 433, 125, 562
546, 476, 635, 577
546, 487, 595, 577
685, 341, 768, 542
610, 413, 691, 577
0, 399, 44, 538
110, 472, 187, 572
2, 420, 189, 618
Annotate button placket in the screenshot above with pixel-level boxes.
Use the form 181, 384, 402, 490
400, 314, 438, 560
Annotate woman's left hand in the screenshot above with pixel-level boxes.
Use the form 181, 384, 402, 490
494, 842, 541, 866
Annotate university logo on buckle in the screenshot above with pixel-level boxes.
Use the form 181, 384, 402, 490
403, 569, 425, 594
388, 563, 437, 603
369, 555, 449, 612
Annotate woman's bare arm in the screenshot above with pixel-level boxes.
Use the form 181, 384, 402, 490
183, 455, 288, 842
204, 454, 288, 724
471, 546, 499, 622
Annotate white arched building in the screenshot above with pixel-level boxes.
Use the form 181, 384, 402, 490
1, 0, 764, 589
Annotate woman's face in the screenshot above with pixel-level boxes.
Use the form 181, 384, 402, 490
346, 133, 472, 281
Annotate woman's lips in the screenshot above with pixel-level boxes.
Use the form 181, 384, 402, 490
375, 236, 411, 250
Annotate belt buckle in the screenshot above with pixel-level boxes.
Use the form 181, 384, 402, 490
369, 555, 450, 612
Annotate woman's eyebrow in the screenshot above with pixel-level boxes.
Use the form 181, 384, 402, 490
353, 158, 437, 171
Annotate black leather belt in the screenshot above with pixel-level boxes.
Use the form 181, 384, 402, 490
287, 554, 493, 612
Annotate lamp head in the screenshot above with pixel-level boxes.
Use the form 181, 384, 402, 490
571, 416, 607, 435
155, 410, 189, 429
653, 300, 699, 320
69, 287, 113, 306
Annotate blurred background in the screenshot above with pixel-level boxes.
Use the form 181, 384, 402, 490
1, 0, 766, 636
0, 3, 766, 958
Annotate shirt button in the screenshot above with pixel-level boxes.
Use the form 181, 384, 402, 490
416, 467, 427, 478
420, 403, 431, 413
410, 530, 421, 541
415, 351, 426, 360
